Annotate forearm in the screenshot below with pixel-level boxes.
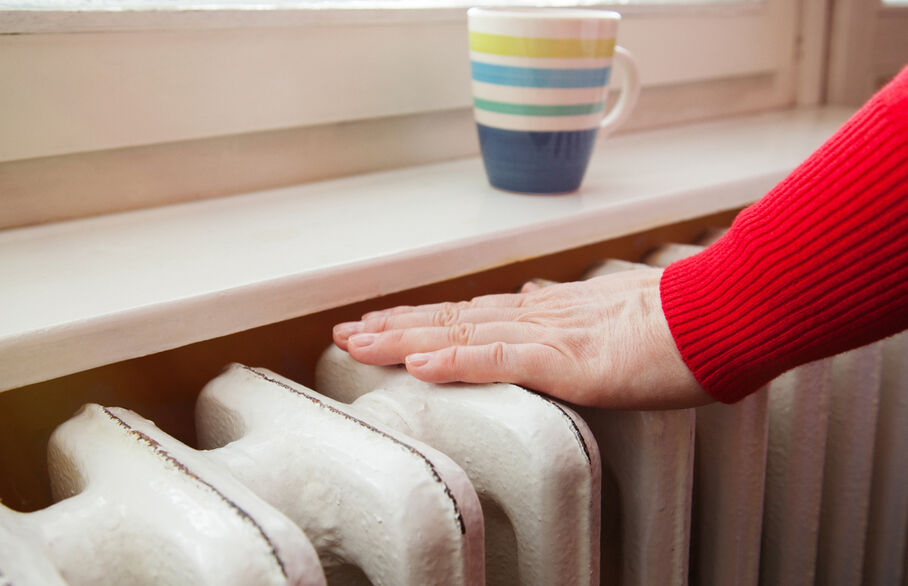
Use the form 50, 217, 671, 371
661, 67, 908, 403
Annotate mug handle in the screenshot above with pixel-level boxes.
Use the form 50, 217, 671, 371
600, 46, 640, 136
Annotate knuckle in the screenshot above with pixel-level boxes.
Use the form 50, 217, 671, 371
490, 341, 507, 368
515, 310, 553, 325
364, 314, 390, 332
446, 346, 462, 371
436, 302, 462, 327
449, 322, 476, 346
386, 328, 406, 345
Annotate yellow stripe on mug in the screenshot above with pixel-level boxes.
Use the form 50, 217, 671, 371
469, 32, 616, 59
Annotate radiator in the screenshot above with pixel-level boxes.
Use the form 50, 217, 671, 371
2, 234, 906, 586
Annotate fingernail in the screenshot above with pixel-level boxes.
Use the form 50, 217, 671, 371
349, 333, 377, 348
362, 310, 387, 320
334, 322, 363, 338
406, 353, 432, 367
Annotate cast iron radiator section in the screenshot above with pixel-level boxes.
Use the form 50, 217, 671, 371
2, 230, 906, 586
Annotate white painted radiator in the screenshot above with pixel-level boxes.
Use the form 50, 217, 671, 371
2, 237, 906, 586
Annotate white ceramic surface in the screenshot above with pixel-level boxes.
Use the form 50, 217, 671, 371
196, 364, 485, 586
8, 403, 325, 586
467, 8, 639, 136
315, 346, 601, 586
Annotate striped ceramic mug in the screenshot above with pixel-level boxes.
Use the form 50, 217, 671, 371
468, 8, 640, 194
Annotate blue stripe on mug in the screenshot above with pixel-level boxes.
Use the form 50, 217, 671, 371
470, 61, 612, 89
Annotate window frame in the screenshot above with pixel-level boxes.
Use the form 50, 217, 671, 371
827, 0, 908, 105
0, 0, 804, 163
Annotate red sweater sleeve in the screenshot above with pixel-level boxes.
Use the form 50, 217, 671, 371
660, 67, 908, 404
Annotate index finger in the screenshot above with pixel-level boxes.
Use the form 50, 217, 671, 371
362, 292, 528, 320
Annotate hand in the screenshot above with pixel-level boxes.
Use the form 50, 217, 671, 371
333, 268, 712, 409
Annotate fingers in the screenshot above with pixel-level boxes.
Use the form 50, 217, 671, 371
334, 299, 529, 350
404, 342, 563, 389
362, 292, 527, 320
369, 307, 525, 331
335, 306, 526, 347
333, 283, 573, 351
345, 321, 546, 365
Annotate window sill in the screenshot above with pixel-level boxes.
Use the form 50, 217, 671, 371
0, 105, 853, 392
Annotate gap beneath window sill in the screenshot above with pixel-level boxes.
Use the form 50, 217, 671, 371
0, 105, 853, 392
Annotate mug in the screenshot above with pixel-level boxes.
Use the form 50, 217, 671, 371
468, 8, 640, 194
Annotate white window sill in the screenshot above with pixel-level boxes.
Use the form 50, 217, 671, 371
0, 106, 853, 392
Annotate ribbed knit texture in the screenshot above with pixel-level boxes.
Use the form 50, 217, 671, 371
661, 67, 908, 403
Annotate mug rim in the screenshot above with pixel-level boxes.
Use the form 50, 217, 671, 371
467, 7, 621, 21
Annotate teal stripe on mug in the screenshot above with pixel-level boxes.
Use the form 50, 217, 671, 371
473, 98, 606, 116
471, 61, 612, 88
